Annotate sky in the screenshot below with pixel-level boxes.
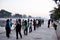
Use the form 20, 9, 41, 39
0, 0, 56, 19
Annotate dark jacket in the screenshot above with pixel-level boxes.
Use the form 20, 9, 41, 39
16, 23, 21, 31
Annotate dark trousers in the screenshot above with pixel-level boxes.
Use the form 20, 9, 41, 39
6, 28, 11, 38
54, 27, 57, 30
16, 30, 22, 39
24, 28, 28, 35
48, 24, 50, 28
29, 26, 32, 33
53, 24, 57, 30
34, 25, 36, 30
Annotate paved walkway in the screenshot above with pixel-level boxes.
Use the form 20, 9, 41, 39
54, 21, 60, 40
0, 20, 58, 40
0, 27, 5, 34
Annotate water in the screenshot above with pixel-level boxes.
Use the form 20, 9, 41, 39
0, 18, 43, 27
0, 18, 30, 27
0, 20, 5, 27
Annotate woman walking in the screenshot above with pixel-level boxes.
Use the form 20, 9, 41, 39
5, 19, 11, 38
24, 20, 28, 35
33, 19, 36, 30
29, 20, 32, 33
15, 19, 22, 39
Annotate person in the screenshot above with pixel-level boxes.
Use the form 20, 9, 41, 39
9, 19, 13, 33
22, 19, 25, 29
9, 19, 12, 27
38, 19, 41, 27
15, 19, 22, 39
51, 20, 57, 30
28, 19, 29, 27
29, 19, 32, 33
24, 20, 28, 35
33, 19, 36, 30
48, 19, 50, 28
36, 19, 38, 27
50, 20, 54, 27
53, 23, 57, 30
5, 19, 11, 38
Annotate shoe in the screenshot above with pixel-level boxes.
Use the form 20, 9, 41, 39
16, 38, 18, 39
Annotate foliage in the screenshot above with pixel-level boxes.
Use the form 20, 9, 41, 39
50, 0, 60, 20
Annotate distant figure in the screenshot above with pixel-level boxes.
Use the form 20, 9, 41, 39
5, 19, 11, 38
15, 19, 22, 39
53, 23, 57, 30
29, 19, 32, 33
51, 20, 57, 30
28, 19, 29, 27
50, 20, 54, 27
33, 19, 36, 30
38, 19, 41, 27
24, 20, 28, 35
22, 19, 25, 29
48, 19, 51, 28
36, 19, 38, 27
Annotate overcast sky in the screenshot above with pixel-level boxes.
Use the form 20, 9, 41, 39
0, 0, 56, 19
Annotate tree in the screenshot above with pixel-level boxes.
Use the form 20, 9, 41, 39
13, 14, 22, 18
53, 0, 60, 4
22, 14, 27, 18
28, 15, 32, 18
50, 4, 60, 20
50, 0, 60, 20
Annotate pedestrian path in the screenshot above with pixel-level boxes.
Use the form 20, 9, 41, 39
0, 27, 58, 40
0, 27, 57, 40
54, 21, 60, 40
0, 25, 15, 34
0, 21, 58, 40
0, 27, 5, 34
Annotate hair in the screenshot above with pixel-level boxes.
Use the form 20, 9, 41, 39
18, 19, 21, 23
6, 19, 9, 23
51, 20, 53, 22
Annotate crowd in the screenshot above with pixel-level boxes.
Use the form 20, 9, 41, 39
5, 18, 44, 39
3, 18, 58, 39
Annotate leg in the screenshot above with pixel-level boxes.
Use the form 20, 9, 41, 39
34, 25, 36, 30
29, 26, 31, 33
26, 28, 28, 35
6, 30, 9, 38
29, 26, 32, 33
24, 28, 26, 35
16, 31, 18, 39
31, 26, 32, 32
19, 30, 22, 38
48, 24, 49, 28
7, 29, 10, 38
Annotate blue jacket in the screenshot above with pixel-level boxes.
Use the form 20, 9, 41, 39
9, 21, 12, 28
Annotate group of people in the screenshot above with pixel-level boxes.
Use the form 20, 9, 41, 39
5, 18, 57, 39
5, 18, 43, 39
48, 19, 57, 30
5, 19, 12, 38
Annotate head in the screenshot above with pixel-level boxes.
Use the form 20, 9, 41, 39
28, 19, 29, 22
16, 19, 18, 23
6, 19, 9, 23
25, 20, 27, 23
31, 19, 32, 22
18, 19, 21, 23
51, 20, 53, 23
10, 19, 12, 21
